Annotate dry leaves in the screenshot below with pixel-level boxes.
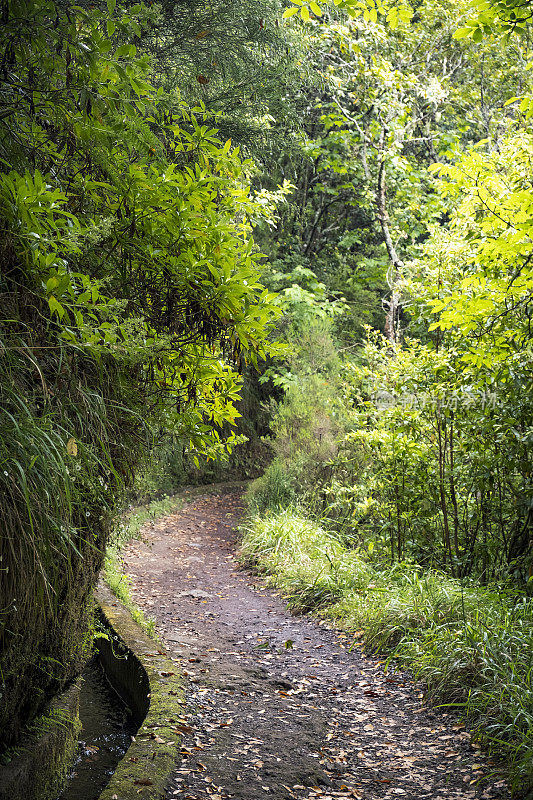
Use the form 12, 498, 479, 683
122, 491, 510, 800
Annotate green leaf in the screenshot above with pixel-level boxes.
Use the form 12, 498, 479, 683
48, 296, 65, 319
115, 44, 131, 58
453, 26, 473, 39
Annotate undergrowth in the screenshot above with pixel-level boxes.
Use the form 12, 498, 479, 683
103, 494, 184, 636
239, 508, 533, 795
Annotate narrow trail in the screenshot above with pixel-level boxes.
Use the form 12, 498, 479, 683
121, 487, 510, 800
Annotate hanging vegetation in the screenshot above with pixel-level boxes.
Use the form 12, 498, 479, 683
0, 0, 280, 746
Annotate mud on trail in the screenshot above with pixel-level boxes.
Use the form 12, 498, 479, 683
121, 487, 510, 800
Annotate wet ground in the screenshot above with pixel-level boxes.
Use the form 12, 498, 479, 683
121, 487, 511, 800
56, 658, 136, 800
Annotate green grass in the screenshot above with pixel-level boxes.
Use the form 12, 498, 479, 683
239, 508, 533, 794
103, 494, 184, 636
244, 459, 296, 513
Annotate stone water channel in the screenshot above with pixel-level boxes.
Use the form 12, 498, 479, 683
56, 657, 136, 800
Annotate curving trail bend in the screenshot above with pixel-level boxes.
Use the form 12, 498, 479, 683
121, 486, 510, 800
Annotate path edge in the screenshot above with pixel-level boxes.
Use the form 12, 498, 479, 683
95, 582, 184, 800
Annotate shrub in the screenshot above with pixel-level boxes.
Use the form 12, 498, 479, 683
245, 459, 296, 513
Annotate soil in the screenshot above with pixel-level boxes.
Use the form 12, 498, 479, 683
121, 486, 512, 800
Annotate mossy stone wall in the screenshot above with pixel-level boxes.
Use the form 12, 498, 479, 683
0, 679, 81, 800
96, 583, 184, 800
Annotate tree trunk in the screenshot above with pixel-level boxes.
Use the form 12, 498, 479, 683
376, 126, 404, 345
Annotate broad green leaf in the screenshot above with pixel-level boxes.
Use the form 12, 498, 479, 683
453, 26, 473, 39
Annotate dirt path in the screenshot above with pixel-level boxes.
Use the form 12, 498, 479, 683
121, 487, 510, 800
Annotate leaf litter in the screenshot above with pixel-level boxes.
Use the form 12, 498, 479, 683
121, 488, 511, 800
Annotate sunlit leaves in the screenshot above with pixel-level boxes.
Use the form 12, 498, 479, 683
453, 0, 533, 40
282, 0, 412, 25
0, 0, 281, 462
408, 131, 533, 379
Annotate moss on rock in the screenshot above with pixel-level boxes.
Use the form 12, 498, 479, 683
0, 679, 82, 800
96, 583, 184, 800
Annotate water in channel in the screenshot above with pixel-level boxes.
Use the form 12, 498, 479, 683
56, 657, 136, 800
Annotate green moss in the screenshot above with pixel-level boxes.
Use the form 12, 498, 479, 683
96, 585, 185, 800
0, 680, 81, 800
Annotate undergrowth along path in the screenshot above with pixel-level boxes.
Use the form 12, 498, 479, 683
121, 487, 511, 800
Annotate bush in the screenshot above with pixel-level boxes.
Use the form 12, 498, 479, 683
245, 459, 296, 512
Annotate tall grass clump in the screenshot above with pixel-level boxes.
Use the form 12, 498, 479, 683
0, 316, 144, 748
245, 459, 296, 513
240, 507, 533, 793
400, 600, 533, 789
239, 509, 370, 610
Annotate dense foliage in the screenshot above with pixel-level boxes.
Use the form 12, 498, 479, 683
253, 0, 532, 577
242, 0, 533, 792
0, 0, 281, 746
1, 0, 533, 792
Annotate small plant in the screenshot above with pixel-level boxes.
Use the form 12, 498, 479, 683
29, 708, 76, 735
